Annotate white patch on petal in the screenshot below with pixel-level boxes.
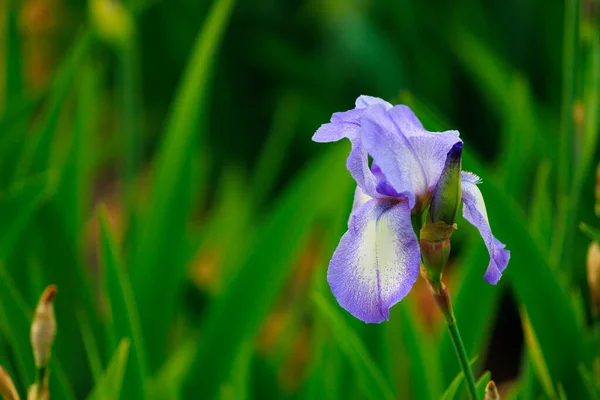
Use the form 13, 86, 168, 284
331, 199, 419, 323
354, 203, 416, 317
351, 186, 372, 213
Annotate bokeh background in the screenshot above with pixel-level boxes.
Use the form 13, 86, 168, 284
0, 0, 599, 398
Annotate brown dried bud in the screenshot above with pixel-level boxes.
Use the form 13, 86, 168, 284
595, 163, 600, 218
484, 380, 500, 400
485, 381, 500, 400
587, 242, 600, 315
0, 366, 20, 400
30, 286, 57, 369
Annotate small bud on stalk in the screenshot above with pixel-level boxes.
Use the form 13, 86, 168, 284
587, 242, 600, 315
595, 163, 600, 218
29, 285, 57, 400
31, 286, 57, 369
27, 378, 48, 400
484, 380, 500, 400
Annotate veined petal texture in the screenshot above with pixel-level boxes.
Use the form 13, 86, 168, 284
327, 198, 421, 323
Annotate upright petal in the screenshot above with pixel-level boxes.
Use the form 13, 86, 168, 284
461, 172, 510, 284
313, 95, 391, 142
388, 104, 425, 135
387, 106, 461, 193
361, 104, 428, 207
313, 101, 385, 196
355, 95, 393, 109
327, 198, 421, 323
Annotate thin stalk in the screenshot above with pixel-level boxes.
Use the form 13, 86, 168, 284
447, 322, 478, 399
433, 285, 479, 400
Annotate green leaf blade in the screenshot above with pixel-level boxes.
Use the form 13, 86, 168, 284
99, 208, 148, 400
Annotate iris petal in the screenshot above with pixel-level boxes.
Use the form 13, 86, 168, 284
312, 120, 359, 143
349, 186, 373, 223
388, 106, 461, 193
327, 198, 421, 323
361, 104, 428, 208
388, 104, 425, 134
313, 115, 378, 196
312, 97, 393, 197
355, 95, 393, 109
461, 172, 510, 284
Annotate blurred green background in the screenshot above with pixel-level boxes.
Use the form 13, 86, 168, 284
0, 0, 599, 398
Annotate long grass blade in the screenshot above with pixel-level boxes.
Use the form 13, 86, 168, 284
86, 339, 131, 400
99, 207, 148, 399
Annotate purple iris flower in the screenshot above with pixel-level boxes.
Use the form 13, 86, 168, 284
312, 96, 510, 323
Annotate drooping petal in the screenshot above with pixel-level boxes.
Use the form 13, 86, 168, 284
327, 198, 421, 323
361, 104, 428, 207
387, 106, 462, 193
461, 172, 510, 284
313, 116, 378, 195
312, 118, 360, 143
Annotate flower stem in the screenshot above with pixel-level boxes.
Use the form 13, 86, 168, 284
447, 319, 478, 399
432, 284, 479, 400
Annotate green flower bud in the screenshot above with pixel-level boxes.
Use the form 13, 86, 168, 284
419, 222, 455, 292
430, 142, 463, 225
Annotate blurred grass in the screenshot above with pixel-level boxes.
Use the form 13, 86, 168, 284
86, 338, 130, 400
99, 208, 147, 399
0, 0, 598, 398
128, 0, 235, 371
312, 293, 394, 400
